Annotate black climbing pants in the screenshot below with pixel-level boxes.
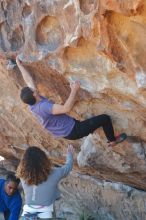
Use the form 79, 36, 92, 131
65, 114, 116, 142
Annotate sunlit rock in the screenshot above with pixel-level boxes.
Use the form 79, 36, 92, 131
0, 0, 146, 219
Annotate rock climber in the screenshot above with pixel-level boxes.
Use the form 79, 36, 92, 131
16, 56, 127, 146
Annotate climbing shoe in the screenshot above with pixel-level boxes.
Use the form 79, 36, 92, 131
108, 133, 127, 147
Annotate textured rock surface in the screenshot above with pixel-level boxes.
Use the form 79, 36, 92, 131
1, 0, 146, 219
56, 172, 146, 220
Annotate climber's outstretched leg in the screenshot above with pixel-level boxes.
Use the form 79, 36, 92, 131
65, 114, 127, 146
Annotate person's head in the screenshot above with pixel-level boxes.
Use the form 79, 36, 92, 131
5, 173, 20, 196
20, 87, 37, 105
16, 146, 52, 185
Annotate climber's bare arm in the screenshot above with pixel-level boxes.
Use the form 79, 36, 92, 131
16, 56, 37, 91
52, 81, 80, 115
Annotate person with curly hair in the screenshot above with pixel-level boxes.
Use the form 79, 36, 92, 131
16, 145, 74, 219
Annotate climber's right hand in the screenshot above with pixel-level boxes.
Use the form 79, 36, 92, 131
70, 80, 80, 92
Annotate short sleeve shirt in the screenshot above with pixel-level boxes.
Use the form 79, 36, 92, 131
29, 96, 75, 137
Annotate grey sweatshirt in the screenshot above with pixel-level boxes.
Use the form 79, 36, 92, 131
21, 152, 73, 206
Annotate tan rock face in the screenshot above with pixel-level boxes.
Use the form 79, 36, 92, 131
1, 0, 146, 218
56, 173, 146, 220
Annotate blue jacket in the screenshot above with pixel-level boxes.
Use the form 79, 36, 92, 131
0, 179, 22, 220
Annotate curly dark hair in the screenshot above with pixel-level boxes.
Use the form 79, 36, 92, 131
16, 146, 52, 185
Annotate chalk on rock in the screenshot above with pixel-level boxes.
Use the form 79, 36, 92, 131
77, 134, 97, 167
7, 59, 16, 70
18, 53, 24, 61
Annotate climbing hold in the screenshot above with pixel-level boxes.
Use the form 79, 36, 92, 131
7, 59, 16, 70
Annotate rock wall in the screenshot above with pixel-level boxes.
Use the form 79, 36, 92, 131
56, 172, 146, 220
1, 0, 146, 219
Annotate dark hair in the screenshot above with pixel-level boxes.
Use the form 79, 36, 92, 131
20, 87, 36, 105
16, 146, 52, 185
6, 173, 20, 185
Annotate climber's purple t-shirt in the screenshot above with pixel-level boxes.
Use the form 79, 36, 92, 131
29, 96, 75, 137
